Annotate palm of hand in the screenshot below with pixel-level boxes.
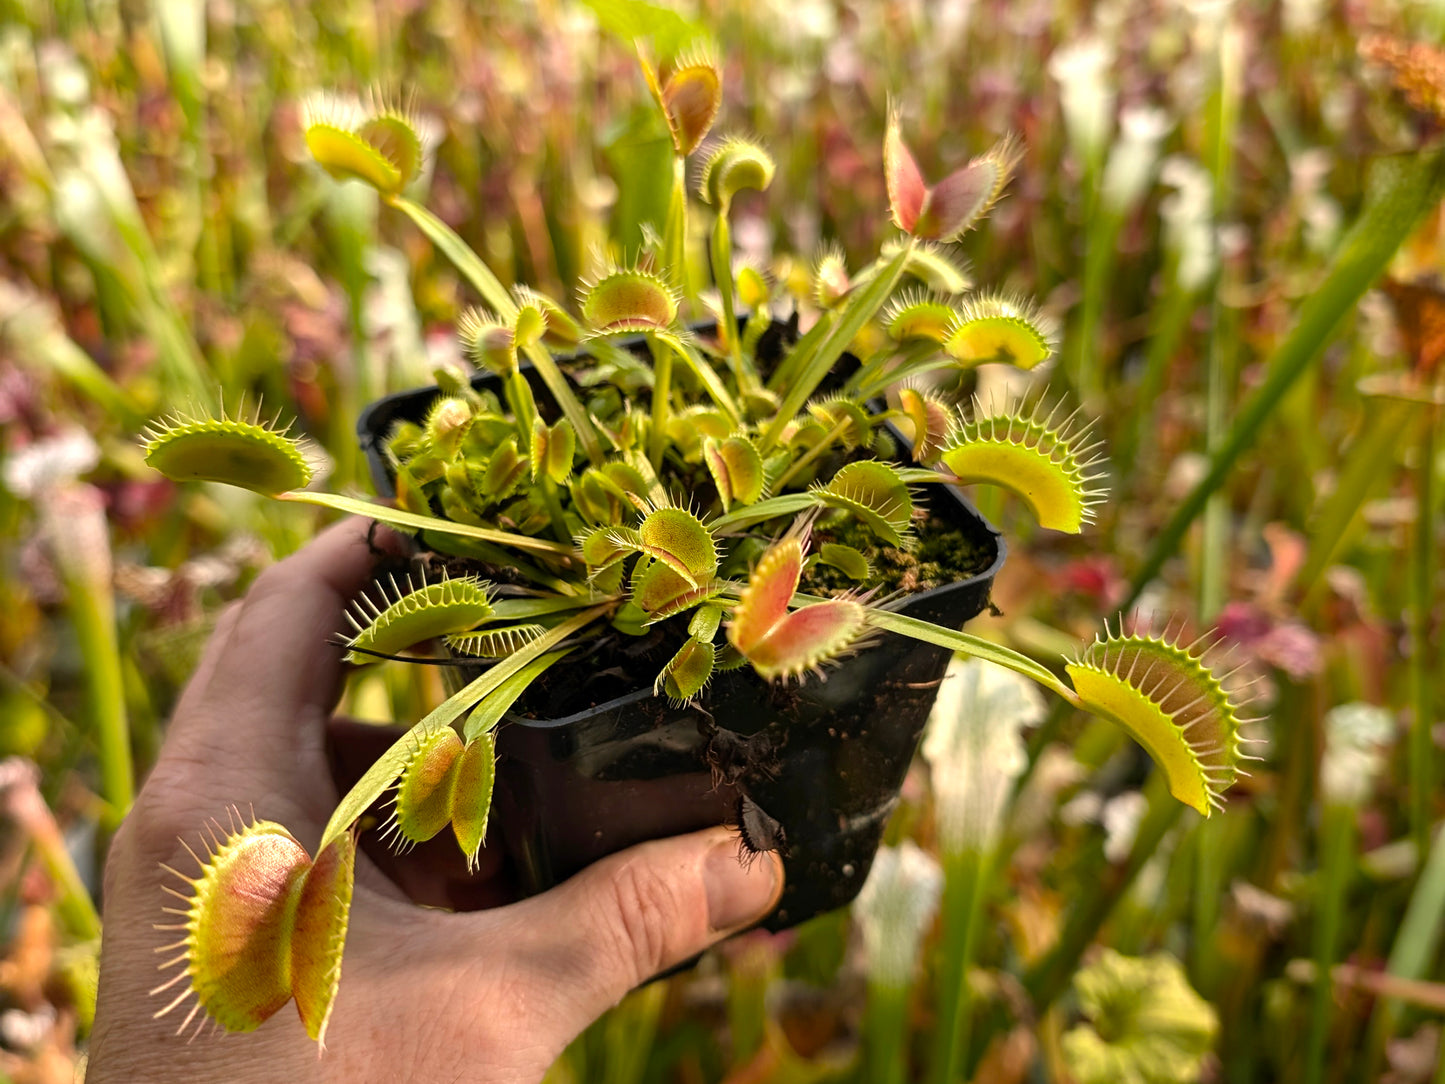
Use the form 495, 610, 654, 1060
88, 520, 782, 1084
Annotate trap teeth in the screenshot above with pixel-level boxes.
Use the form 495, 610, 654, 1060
939, 398, 1107, 533
153, 813, 355, 1044
142, 409, 317, 496
345, 573, 494, 664
1065, 623, 1252, 816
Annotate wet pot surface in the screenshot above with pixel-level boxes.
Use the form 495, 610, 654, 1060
356, 337, 1005, 930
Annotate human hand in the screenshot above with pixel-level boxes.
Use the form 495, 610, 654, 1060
88, 518, 784, 1083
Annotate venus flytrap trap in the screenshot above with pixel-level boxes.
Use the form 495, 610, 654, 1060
152, 810, 355, 1045
136, 50, 1256, 1043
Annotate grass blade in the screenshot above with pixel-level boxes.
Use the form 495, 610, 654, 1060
1122, 147, 1445, 609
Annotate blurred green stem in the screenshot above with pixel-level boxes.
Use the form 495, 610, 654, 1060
1198, 19, 1240, 623
598, 982, 666, 1084
1409, 403, 1438, 854
1304, 802, 1356, 1084
71, 579, 132, 825
45, 490, 132, 827
1197, 289, 1231, 622
1023, 771, 1182, 1009
1366, 825, 1445, 1076
726, 943, 776, 1066
1122, 147, 1445, 610
863, 981, 909, 1084
928, 846, 990, 1084
1072, 205, 1124, 405
1298, 397, 1423, 608
1190, 814, 1228, 988
1124, 278, 1197, 471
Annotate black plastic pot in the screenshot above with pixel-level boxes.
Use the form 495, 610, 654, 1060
355, 333, 1005, 929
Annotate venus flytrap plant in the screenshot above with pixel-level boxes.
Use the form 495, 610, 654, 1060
135, 54, 1255, 1043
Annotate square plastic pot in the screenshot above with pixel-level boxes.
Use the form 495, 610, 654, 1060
356, 330, 1005, 929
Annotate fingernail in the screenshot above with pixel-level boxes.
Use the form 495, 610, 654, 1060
704, 833, 783, 933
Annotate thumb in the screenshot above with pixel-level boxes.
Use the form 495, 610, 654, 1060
502, 826, 782, 1028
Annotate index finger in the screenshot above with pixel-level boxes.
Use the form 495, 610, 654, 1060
167, 517, 406, 768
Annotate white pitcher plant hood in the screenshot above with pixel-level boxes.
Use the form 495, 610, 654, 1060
923, 656, 1043, 854
1321, 701, 1395, 808
853, 841, 944, 990
1047, 36, 1117, 165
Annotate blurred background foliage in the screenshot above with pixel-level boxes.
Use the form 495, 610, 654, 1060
1, 0, 1444, 1080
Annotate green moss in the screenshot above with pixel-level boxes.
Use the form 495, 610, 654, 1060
800, 514, 993, 597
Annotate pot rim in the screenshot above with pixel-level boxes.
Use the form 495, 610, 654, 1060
356, 323, 1008, 732
485, 479, 1005, 729
500, 519, 1006, 730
